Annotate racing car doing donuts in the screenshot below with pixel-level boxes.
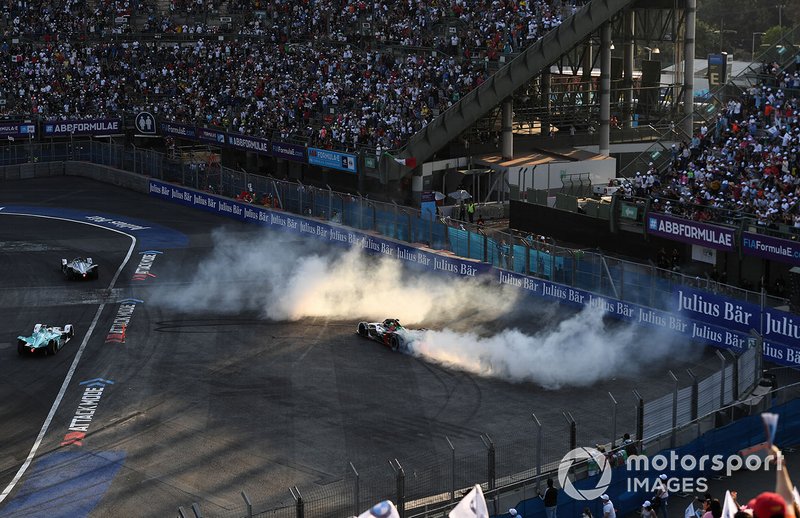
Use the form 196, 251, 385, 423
356, 319, 415, 352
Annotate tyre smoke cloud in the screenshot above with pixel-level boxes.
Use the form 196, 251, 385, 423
154, 229, 695, 388
399, 305, 695, 389
153, 229, 519, 325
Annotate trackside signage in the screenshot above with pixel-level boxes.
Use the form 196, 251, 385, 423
133, 250, 162, 281
742, 232, 800, 267
43, 119, 122, 137
61, 378, 114, 447
646, 213, 735, 251
148, 179, 800, 367
105, 299, 143, 343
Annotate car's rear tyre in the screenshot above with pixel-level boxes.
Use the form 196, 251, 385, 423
390, 335, 400, 352
48, 340, 57, 356
67, 326, 74, 338
358, 323, 367, 337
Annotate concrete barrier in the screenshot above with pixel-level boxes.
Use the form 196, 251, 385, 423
0, 160, 149, 194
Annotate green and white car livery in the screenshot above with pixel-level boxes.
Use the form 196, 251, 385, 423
17, 323, 75, 356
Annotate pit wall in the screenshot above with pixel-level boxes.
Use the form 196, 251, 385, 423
148, 179, 800, 368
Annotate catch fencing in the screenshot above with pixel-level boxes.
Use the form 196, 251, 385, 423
0, 139, 787, 314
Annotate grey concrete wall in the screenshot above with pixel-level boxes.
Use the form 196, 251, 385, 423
0, 160, 149, 194
64, 161, 150, 194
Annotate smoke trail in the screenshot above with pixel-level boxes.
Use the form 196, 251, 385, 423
154, 228, 520, 325
154, 228, 697, 388
399, 305, 695, 389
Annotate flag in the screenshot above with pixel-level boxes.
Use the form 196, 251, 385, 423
762, 413, 779, 447
384, 152, 417, 168
357, 500, 400, 518
684, 502, 696, 518
721, 490, 738, 518
771, 445, 798, 518
449, 485, 489, 518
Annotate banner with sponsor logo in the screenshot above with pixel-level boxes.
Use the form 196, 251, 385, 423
43, 119, 122, 137
271, 142, 306, 163
160, 122, 197, 139
0, 122, 35, 139
741, 232, 800, 267
198, 127, 226, 145
226, 133, 271, 155
646, 213, 735, 251
308, 147, 357, 173
148, 179, 800, 368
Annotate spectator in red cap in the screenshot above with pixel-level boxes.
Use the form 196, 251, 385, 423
748, 492, 787, 518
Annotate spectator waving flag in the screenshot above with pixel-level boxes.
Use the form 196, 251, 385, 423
721, 490, 738, 518
762, 413, 779, 447
684, 501, 696, 518
384, 151, 417, 168
356, 501, 400, 518
449, 484, 489, 518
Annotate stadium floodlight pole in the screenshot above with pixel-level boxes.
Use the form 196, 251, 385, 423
682, 0, 696, 137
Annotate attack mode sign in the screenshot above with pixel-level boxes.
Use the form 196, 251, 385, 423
133, 250, 162, 281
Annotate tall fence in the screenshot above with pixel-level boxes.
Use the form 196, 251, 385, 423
0, 139, 787, 313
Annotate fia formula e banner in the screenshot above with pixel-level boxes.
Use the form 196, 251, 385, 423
148, 179, 800, 367
742, 232, 800, 267
0, 122, 35, 139
308, 147, 357, 173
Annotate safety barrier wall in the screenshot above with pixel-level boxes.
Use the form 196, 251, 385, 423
149, 179, 800, 369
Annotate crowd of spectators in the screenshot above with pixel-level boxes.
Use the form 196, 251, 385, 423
619, 61, 800, 233
0, 0, 582, 152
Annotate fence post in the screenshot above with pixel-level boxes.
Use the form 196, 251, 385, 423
350, 462, 360, 516
728, 351, 739, 401
327, 184, 333, 220
290, 486, 304, 518
633, 389, 644, 451
241, 491, 253, 518
177, 506, 189, 518
687, 368, 698, 421
716, 350, 727, 407
480, 434, 497, 515
389, 459, 405, 518
669, 370, 678, 448
191, 503, 202, 518
563, 412, 577, 450
608, 392, 618, 449
532, 413, 542, 477
445, 436, 455, 503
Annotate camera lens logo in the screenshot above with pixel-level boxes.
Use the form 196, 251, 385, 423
558, 447, 612, 501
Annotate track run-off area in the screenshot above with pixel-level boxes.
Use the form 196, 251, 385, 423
0, 177, 722, 517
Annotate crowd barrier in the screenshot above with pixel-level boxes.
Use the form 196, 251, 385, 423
149, 178, 800, 369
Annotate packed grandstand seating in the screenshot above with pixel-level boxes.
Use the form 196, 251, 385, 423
614, 62, 800, 232
0, 0, 581, 152
0, 0, 797, 231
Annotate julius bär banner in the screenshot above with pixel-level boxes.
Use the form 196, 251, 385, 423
646, 213, 735, 251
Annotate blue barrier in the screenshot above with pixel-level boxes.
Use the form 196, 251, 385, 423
148, 179, 800, 368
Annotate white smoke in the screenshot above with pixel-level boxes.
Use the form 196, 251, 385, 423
154, 228, 695, 389
154, 228, 520, 325
399, 304, 692, 389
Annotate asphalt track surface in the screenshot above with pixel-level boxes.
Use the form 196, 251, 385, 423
0, 177, 725, 517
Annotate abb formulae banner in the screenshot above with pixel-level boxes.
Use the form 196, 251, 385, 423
646, 213, 736, 251
148, 179, 800, 368
43, 119, 122, 137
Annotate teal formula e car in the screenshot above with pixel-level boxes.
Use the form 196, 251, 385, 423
18, 323, 75, 356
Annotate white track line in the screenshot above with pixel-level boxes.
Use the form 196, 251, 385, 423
0, 213, 137, 504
